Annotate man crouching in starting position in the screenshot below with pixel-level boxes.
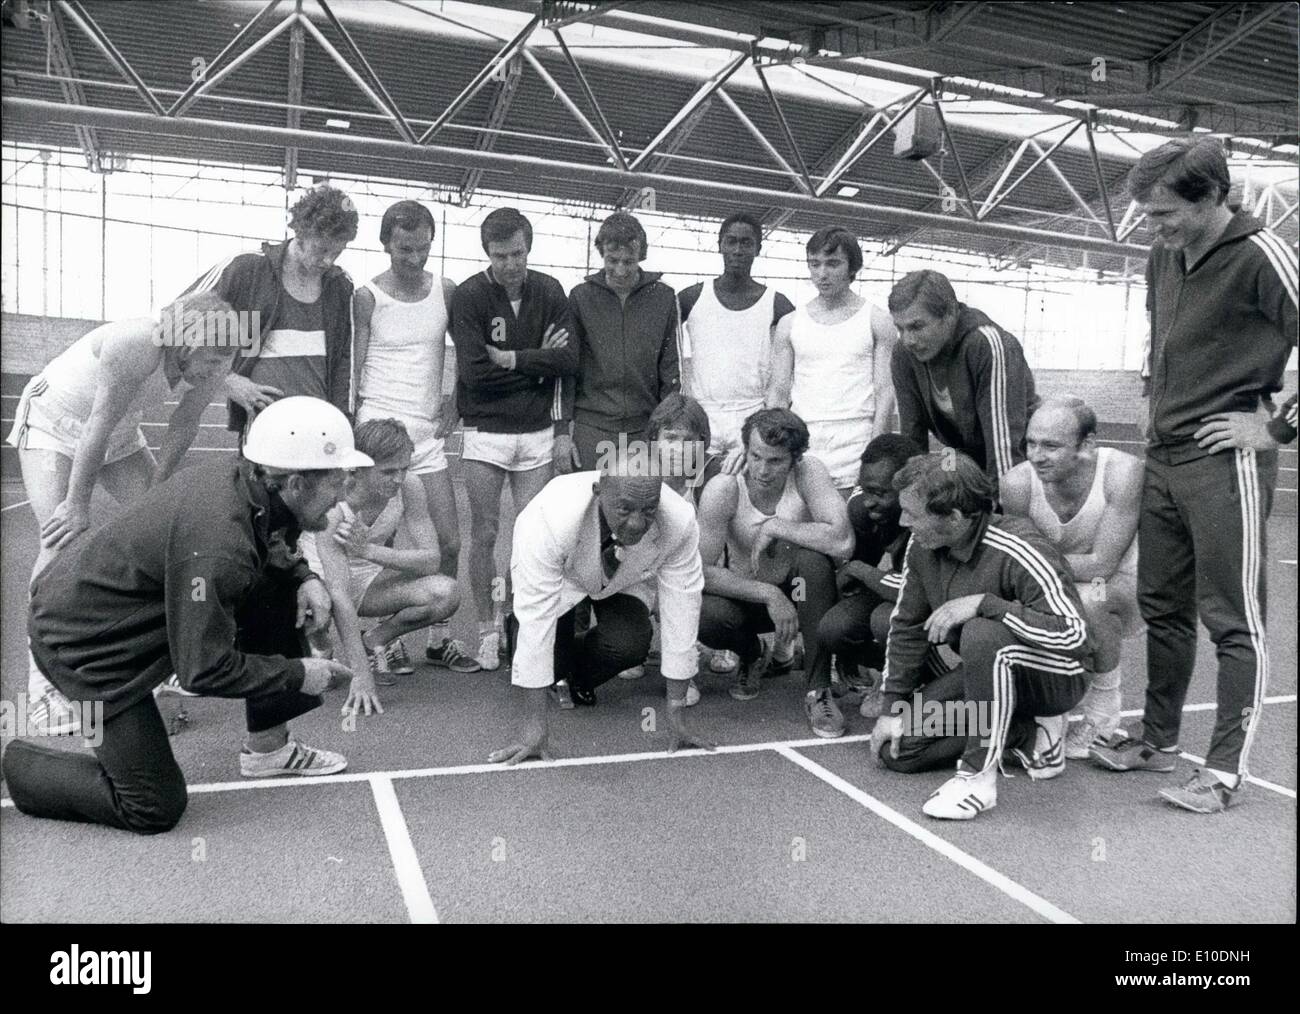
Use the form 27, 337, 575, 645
873, 452, 1094, 820
490, 453, 713, 764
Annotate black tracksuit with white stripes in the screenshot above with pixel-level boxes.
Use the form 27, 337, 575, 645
882, 514, 1093, 774
1138, 212, 1298, 782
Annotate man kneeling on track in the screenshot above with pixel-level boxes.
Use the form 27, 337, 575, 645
871, 452, 1095, 821
300, 417, 461, 715
490, 451, 713, 765
1, 397, 365, 835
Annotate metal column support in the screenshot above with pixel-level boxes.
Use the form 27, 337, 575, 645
418, 14, 542, 144
715, 89, 813, 196
166, 0, 283, 116
552, 30, 627, 171
1116, 200, 1145, 242
1269, 199, 1299, 230
627, 53, 747, 172
44, 4, 101, 171
284, 6, 304, 189
927, 89, 977, 220
459, 56, 522, 206
2, 97, 1152, 259
1029, 140, 1106, 229
56, 0, 164, 115
1084, 120, 1119, 241
979, 122, 1083, 220
977, 140, 1030, 219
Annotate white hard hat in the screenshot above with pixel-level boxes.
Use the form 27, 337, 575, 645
242, 396, 373, 470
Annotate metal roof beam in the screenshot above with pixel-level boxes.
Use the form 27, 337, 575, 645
716, 88, 813, 195
551, 29, 627, 171
55, 0, 164, 116
978, 120, 1083, 220
459, 55, 522, 206
616, 99, 711, 208
2, 96, 1151, 259
1148, 3, 1291, 94
284, 4, 304, 189
44, 4, 102, 171
313, 0, 416, 143
166, 0, 284, 116
627, 52, 747, 172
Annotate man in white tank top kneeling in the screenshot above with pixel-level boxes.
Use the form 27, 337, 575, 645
300, 419, 461, 717
767, 226, 898, 496
696, 408, 855, 738
1000, 398, 1144, 760
353, 201, 477, 673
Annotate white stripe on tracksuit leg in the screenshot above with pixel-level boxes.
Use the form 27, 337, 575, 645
1234, 448, 1268, 782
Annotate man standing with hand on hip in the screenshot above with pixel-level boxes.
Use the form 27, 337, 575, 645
1089, 137, 1298, 814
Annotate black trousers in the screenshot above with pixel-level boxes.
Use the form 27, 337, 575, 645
697, 548, 837, 689
818, 591, 892, 671
2, 572, 321, 835
508, 593, 652, 691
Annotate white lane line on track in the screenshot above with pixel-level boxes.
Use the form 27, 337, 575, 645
1, 499, 31, 513
774, 745, 1080, 924
369, 775, 439, 924
1281, 560, 1297, 565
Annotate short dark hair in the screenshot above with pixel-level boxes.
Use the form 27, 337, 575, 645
1128, 136, 1230, 206
379, 200, 435, 246
288, 184, 359, 242
860, 432, 924, 473
719, 212, 763, 245
888, 269, 959, 318
480, 207, 533, 252
1034, 396, 1098, 444
741, 407, 810, 463
596, 211, 648, 258
647, 393, 711, 448
805, 226, 862, 275
892, 451, 996, 517
354, 417, 415, 463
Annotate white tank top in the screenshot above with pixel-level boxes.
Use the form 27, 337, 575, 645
685, 282, 775, 413
725, 471, 811, 582
358, 278, 448, 421
789, 300, 877, 423
1027, 447, 1137, 576
38, 319, 178, 430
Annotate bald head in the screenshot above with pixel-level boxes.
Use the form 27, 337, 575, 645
1026, 396, 1097, 484
595, 472, 661, 546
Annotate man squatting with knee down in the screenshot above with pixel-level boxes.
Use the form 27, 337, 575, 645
0, 398, 367, 834
872, 452, 1095, 821
1001, 397, 1143, 760
300, 418, 461, 715
490, 453, 712, 764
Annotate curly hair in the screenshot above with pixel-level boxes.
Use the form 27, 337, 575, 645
289, 184, 359, 242
741, 407, 810, 462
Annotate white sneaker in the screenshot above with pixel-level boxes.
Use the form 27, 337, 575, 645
477, 631, 501, 672
709, 649, 738, 673
618, 665, 646, 680
240, 739, 348, 778
156, 673, 198, 698
922, 767, 998, 820
366, 644, 398, 686
1012, 715, 1066, 780
384, 639, 415, 675
684, 680, 701, 707
27, 689, 82, 736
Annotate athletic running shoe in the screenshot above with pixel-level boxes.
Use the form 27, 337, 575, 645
1159, 768, 1237, 814
1065, 715, 1119, 760
1088, 731, 1177, 773
27, 689, 81, 736
684, 680, 701, 707
156, 673, 198, 698
833, 657, 875, 693
805, 688, 846, 739
1008, 715, 1066, 780
477, 631, 502, 672
728, 659, 761, 701
384, 639, 415, 675
922, 767, 997, 820
366, 644, 398, 686
240, 739, 348, 778
859, 685, 887, 720
425, 638, 482, 673
767, 638, 802, 677
709, 649, 739, 673
551, 679, 575, 710
618, 665, 646, 680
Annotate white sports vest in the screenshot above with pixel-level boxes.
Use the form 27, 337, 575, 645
788, 299, 878, 423
685, 282, 775, 414
358, 279, 448, 421
1027, 447, 1138, 576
